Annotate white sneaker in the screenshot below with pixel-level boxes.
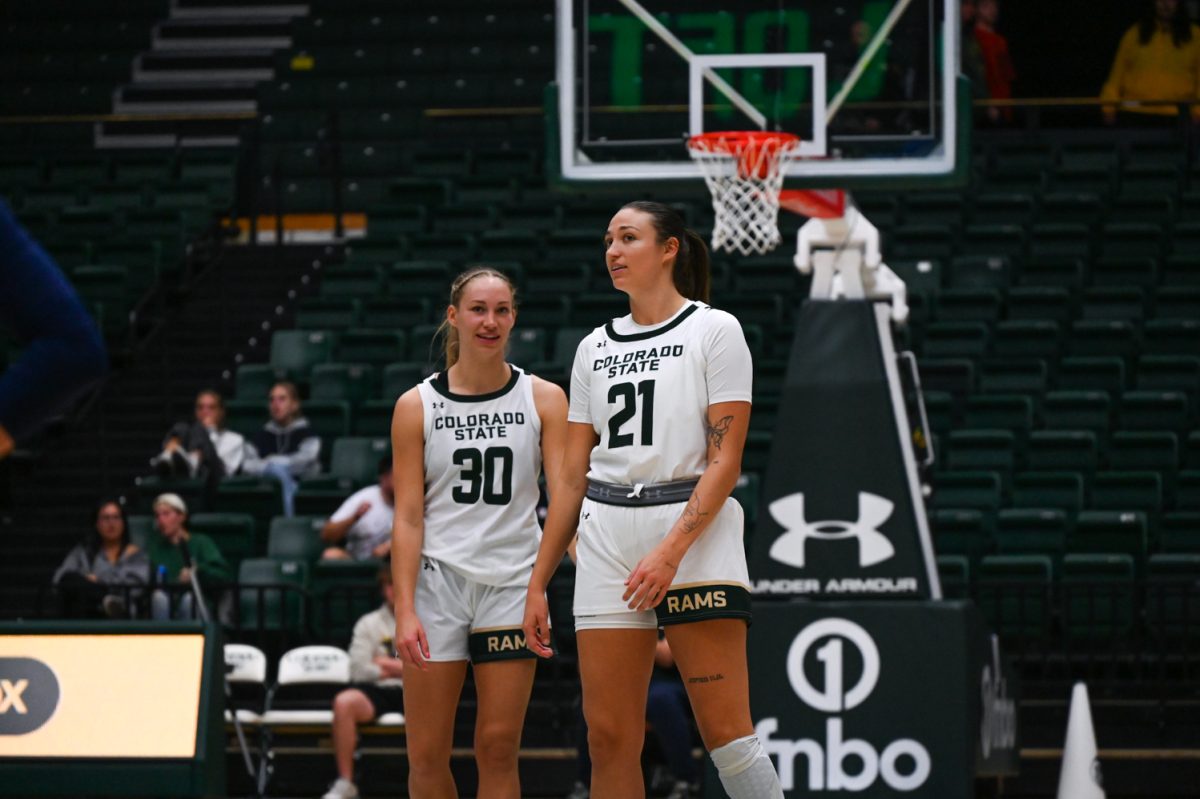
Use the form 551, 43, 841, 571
321, 777, 359, 799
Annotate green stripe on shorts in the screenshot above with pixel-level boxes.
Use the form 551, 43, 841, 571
655, 584, 752, 626
468, 627, 538, 663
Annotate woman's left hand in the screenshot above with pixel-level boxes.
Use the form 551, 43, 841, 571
623, 544, 679, 611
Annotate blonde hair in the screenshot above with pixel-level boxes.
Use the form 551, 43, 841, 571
436, 267, 518, 369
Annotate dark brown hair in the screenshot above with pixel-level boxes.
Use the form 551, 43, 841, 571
1139, 0, 1193, 46
437, 267, 518, 369
620, 200, 711, 303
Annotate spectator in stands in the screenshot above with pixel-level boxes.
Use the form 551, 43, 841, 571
0, 201, 107, 462
322, 567, 404, 799
1101, 0, 1200, 124
52, 499, 148, 618
974, 0, 1015, 123
320, 456, 395, 561
960, 0, 989, 101
150, 389, 246, 486
242, 381, 321, 517
147, 493, 232, 619
568, 636, 699, 799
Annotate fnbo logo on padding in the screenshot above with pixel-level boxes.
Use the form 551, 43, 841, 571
756, 619, 932, 792
0, 657, 60, 735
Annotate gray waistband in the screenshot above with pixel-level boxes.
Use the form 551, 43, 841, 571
586, 478, 700, 507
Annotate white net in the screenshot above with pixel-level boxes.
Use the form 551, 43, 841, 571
687, 131, 801, 256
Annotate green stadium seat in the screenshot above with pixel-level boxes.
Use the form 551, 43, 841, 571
977, 554, 1054, 639
302, 400, 352, 440
978, 359, 1048, 394
1091, 471, 1163, 518
386, 260, 450, 296
1062, 553, 1137, 641
972, 192, 1034, 225
270, 330, 337, 381
1162, 254, 1200, 287
1120, 391, 1189, 433
930, 508, 992, 566
311, 363, 377, 405
1108, 431, 1178, 473
1153, 288, 1200, 322
1005, 286, 1074, 323
354, 400, 398, 437
936, 555, 971, 599
380, 362, 425, 399
946, 430, 1016, 477
1041, 391, 1111, 436
189, 512, 258, 572
215, 477, 283, 535
310, 558, 383, 642
1056, 356, 1126, 393
133, 475, 207, 515
995, 508, 1069, 565
1186, 433, 1200, 470
237, 557, 308, 635
1019, 255, 1086, 289
403, 231, 478, 262
945, 254, 1012, 290
1080, 286, 1145, 322
964, 394, 1033, 433
917, 358, 975, 397
1012, 471, 1085, 513
1030, 223, 1091, 260
430, 203, 498, 234
361, 297, 431, 329
1132, 355, 1200, 395
508, 327, 546, 369
1143, 319, 1200, 356
267, 516, 326, 563
1026, 430, 1099, 476
1145, 553, 1200, 641
1174, 471, 1200, 510
934, 288, 1002, 322
891, 224, 957, 260
922, 322, 990, 358
958, 226, 1025, 261
922, 391, 955, 436
1159, 512, 1200, 552
931, 471, 1002, 511
336, 329, 407, 366
223, 400, 265, 439
992, 320, 1062, 360
319, 265, 384, 298
127, 515, 154, 551
1068, 320, 1138, 360
1098, 224, 1164, 266
406, 323, 442, 368
1069, 510, 1148, 564
295, 298, 362, 330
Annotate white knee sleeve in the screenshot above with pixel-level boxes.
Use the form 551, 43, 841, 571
710, 735, 783, 799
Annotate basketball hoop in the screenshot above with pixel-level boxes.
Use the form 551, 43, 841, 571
687, 130, 800, 256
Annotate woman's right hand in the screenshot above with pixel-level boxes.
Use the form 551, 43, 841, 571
522, 589, 554, 659
395, 609, 430, 671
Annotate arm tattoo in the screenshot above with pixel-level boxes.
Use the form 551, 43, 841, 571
680, 493, 709, 535
705, 415, 735, 451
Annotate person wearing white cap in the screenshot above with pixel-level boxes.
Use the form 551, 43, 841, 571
147, 493, 231, 619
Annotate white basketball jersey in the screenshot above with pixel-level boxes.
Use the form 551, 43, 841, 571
417, 367, 543, 587
568, 301, 753, 486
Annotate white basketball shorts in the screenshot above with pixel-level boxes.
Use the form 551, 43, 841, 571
413, 557, 536, 663
573, 495, 752, 631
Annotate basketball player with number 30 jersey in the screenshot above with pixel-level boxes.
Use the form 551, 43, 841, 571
524, 202, 783, 799
391, 267, 568, 799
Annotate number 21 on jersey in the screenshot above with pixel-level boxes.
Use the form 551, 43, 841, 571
607, 379, 655, 448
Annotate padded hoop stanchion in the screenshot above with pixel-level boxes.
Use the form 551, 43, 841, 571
687, 130, 800, 256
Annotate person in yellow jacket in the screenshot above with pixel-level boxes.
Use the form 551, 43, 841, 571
1101, 0, 1200, 122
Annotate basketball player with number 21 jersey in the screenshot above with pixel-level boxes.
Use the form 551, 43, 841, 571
524, 201, 784, 799
390, 267, 568, 799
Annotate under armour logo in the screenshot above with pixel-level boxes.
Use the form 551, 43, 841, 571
432, 401, 445, 409
581, 512, 590, 520
422, 559, 435, 571
768, 492, 895, 568
596, 341, 606, 348
0, 680, 28, 714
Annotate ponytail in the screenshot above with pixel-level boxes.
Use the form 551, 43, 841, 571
620, 200, 711, 303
